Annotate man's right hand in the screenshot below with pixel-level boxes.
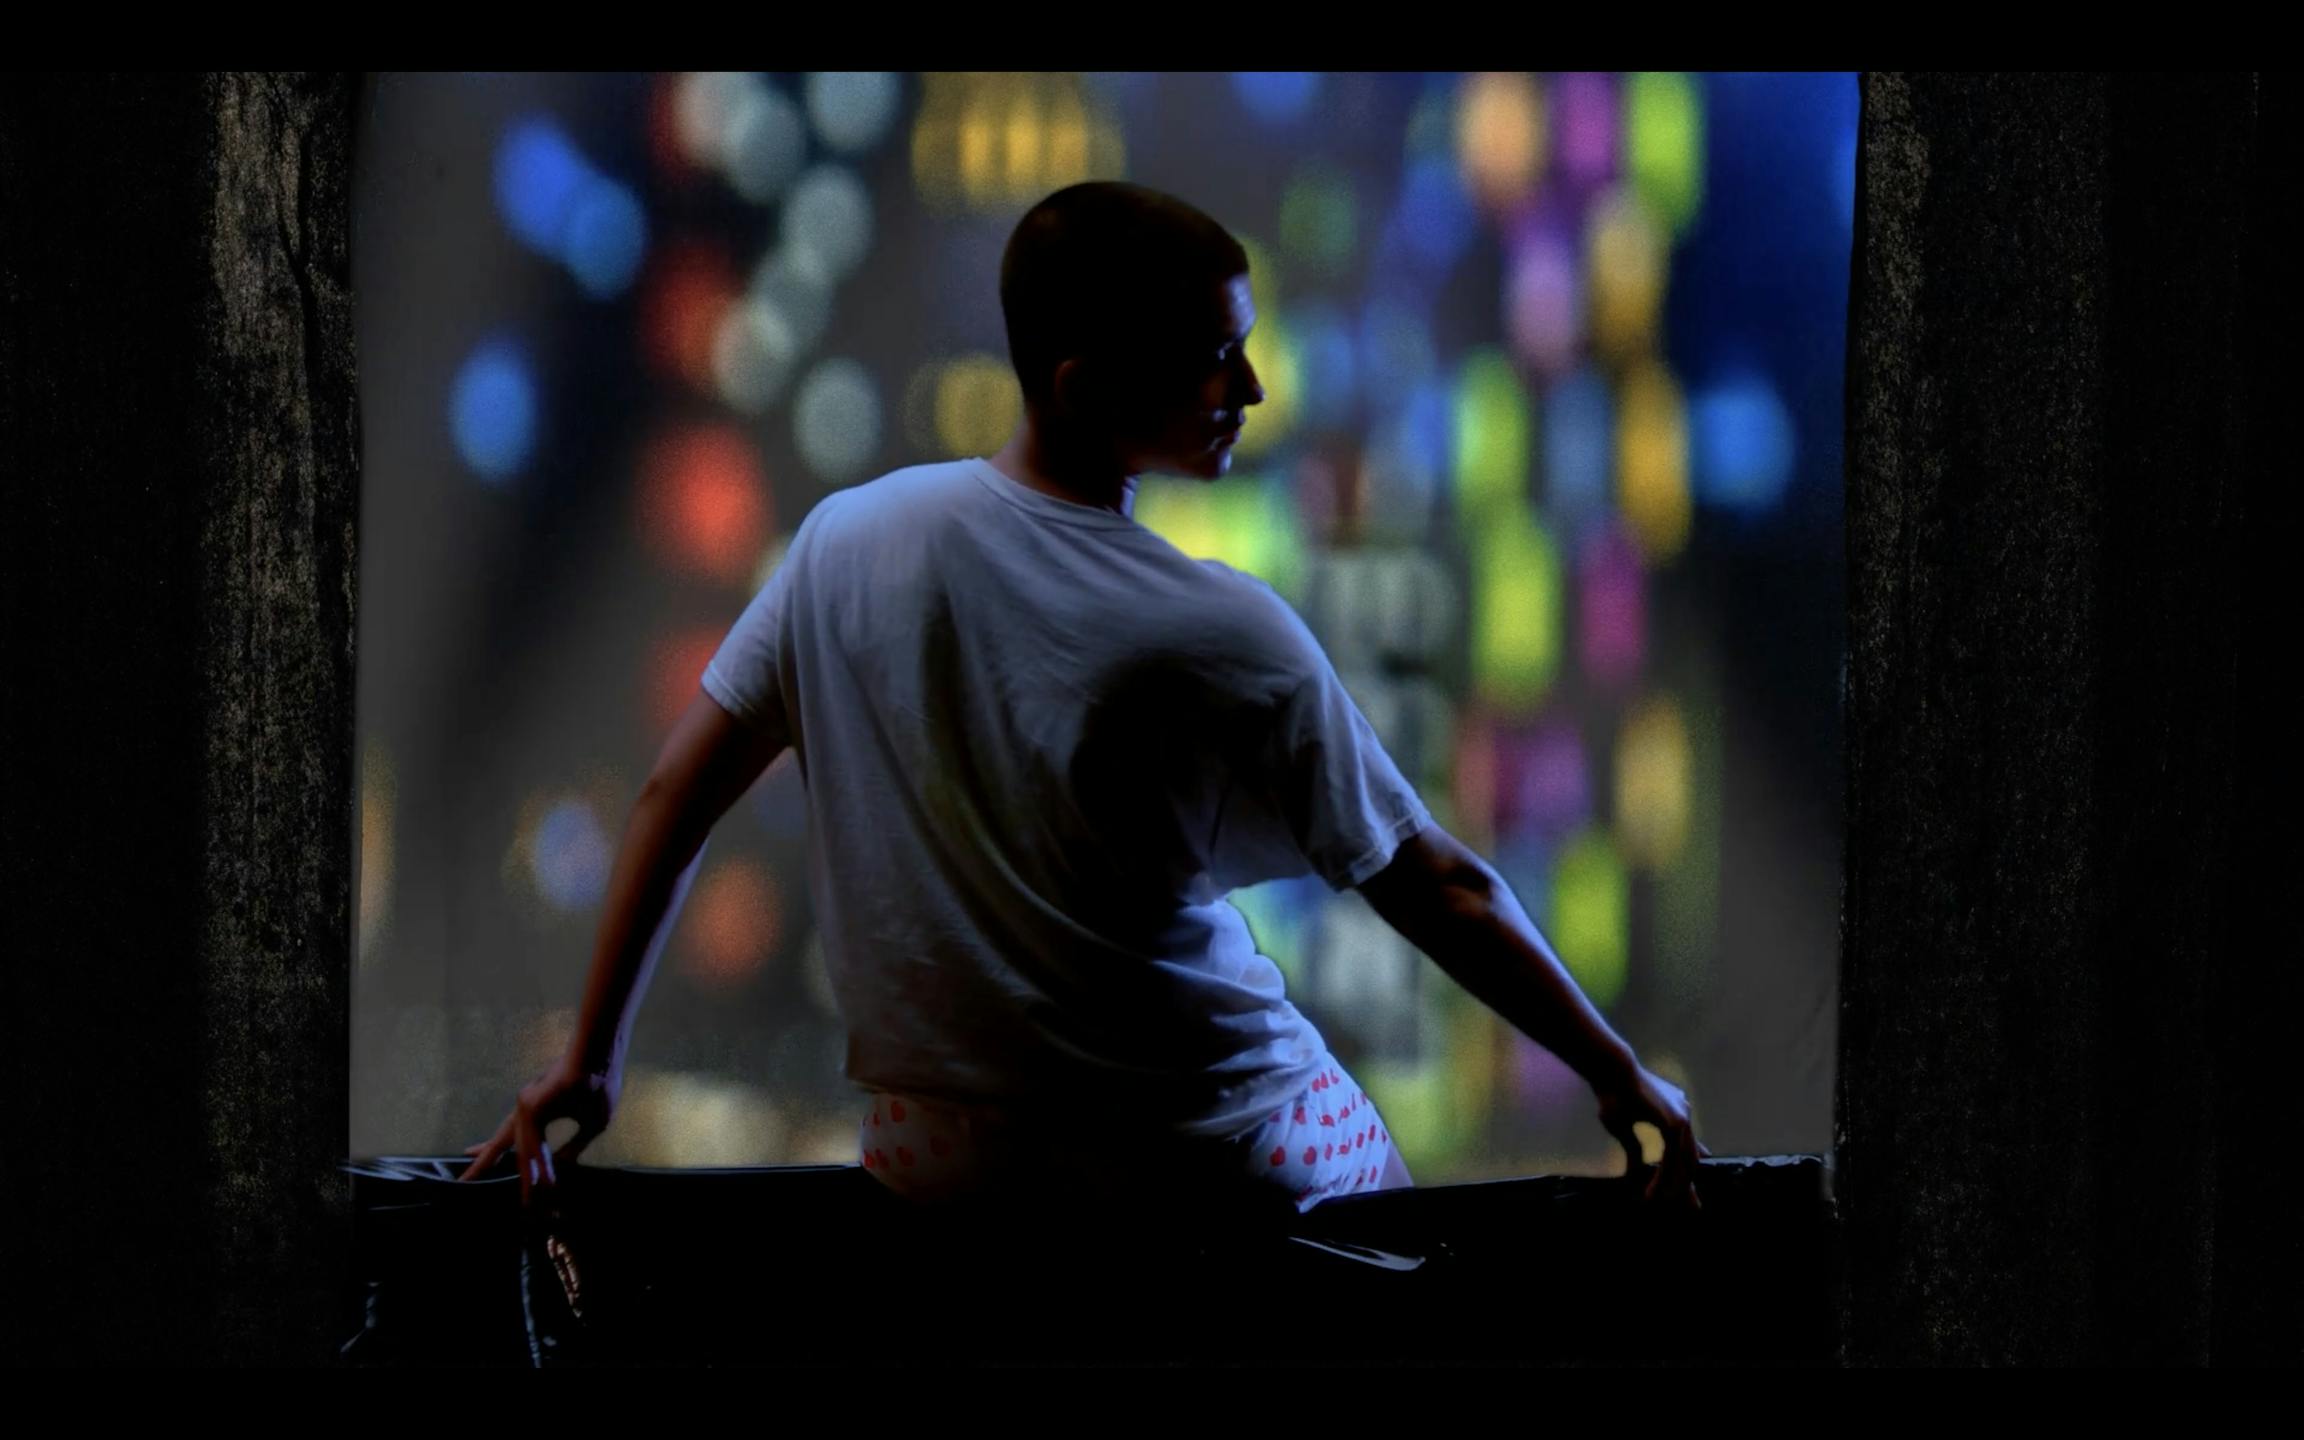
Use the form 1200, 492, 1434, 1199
1593, 1063, 1709, 1210
1360, 826, 1712, 1209
458, 1053, 622, 1213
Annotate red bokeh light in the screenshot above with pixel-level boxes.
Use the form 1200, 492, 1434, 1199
637, 423, 772, 586
680, 859, 780, 991
637, 239, 738, 394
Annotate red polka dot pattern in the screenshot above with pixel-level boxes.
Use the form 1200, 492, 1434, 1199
852, 1056, 1403, 1214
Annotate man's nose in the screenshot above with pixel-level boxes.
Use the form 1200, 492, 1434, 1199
1235, 357, 1266, 408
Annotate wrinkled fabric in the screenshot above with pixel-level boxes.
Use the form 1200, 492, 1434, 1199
703, 458, 1431, 1141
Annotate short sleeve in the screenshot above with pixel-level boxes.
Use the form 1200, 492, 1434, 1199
699, 503, 826, 747
1258, 650, 1435, 893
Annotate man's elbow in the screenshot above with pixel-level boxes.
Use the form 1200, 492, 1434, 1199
1358, 824, 1496, 937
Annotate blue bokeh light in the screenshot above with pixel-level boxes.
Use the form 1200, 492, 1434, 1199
532, 798, 613, 911
1397, 377, 1452, 480
1358, 292, 1437, 397
1692, 372, 1797, 513
1288, 302, 1357, 431
494, 117, 591, 258
494, 115, 646, 299
1231, 72, 1320, 125
451, 335, 538, 482
1394, 156, 1478, 273
1543, 366, 1613, 539
563, 177, 647, 299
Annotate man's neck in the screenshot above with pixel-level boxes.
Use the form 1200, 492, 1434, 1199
988, 419, 1137, 519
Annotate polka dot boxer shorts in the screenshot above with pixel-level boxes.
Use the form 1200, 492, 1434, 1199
856, 1053, 1409, 1215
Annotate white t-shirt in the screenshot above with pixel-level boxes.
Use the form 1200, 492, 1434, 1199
700, 457, 1433, 1141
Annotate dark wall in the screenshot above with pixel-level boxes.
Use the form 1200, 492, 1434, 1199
0, 73, 359, 1365
1839, 73, 2297, 1366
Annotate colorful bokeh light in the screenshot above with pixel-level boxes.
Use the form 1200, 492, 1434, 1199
1470, 507, 1563, 716
1617, 359, 1692, 564
360, 71, 1849, 1186
1615, 693, 1692, 868
1550, 826, 1629, 1009
680, 858, 782, 991
451, 335, 538, 482
637, 424, 772, 586
1455, 71, 1547, 213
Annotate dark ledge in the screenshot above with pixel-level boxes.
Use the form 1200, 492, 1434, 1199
343, 1153, 1836, 1368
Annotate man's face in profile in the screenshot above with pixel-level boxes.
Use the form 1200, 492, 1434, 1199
1095, 273, 1267, 483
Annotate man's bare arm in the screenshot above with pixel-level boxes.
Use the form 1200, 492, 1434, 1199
567, 688, 791, 1073
1358, 822, 1705, 1203
1357, 824, 1639, 1093
461, 688, 788, 1190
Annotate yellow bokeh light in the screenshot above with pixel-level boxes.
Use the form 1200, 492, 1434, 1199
1456, 71, 1547, 212
1588, 188, 1666, 361
1617, 360, 1690, 564
1045, 79, 1090, 188
1235, 313, 1299, 460
911, 74, 962, 211
1133, 473, 1305, 603
1001, 78, 1043, 204
1615, 692, 1691, 867
1359, 1057, 1461, 1177
1653, 660, 1721, 1007
1237, 233, 1280, 309
919, 74, 1124, 214
791, 1116, 869, 1165
935, 353, 1023, 458
958, 75, 1004, 210
1452, 1003, 1498, 1134
607, 1069, 788, 1167
1130, 478, 1219, 558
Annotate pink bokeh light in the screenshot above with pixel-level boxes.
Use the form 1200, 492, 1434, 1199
1579, 521, 1647, 692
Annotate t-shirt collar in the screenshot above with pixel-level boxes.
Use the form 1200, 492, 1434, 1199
968, 457, 1143, 532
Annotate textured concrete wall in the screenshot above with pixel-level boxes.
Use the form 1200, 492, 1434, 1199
0, 73, 359, 1364
1840, 73, 2296, 1366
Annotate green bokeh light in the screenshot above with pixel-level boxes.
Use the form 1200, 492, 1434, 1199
1452, 346, 1533, 523
1279, 160, 1359, 282
1228, 884, 1304, 986
1551, 825, 1630, 1009
1627, 71, 1703, 236
1134, 471, 1307, 604
1470, 505, 1561, 716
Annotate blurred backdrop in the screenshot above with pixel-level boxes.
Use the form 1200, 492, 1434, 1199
350, 71, 1852, 1183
